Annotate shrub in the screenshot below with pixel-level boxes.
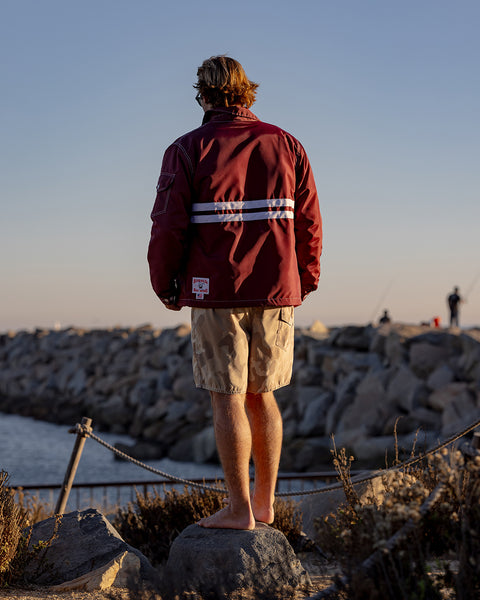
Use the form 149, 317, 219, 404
314, 444, 480, 599
0, 472, 59, 588
113, 484, 304, 566
0, 471, 27, 586
113, 485, 224, 565
14, 488, 53, 526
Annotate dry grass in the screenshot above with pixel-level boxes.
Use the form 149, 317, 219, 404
1, 474, 62, 589
0, 471, 27, 586
314, 443, 480, 599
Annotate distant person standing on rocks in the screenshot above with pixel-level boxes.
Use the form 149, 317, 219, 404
447, 286, 462, 327
379, 309, 391, 325
148, 55, 322, 530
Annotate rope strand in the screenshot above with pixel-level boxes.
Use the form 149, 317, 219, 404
74, 416, 480, 497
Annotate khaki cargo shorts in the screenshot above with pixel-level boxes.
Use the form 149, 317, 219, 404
191, 306, 295, 394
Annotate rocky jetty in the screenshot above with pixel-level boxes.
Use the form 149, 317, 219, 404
1, 322, 479, 469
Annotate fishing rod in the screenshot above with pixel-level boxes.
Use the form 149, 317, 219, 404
369, 278, 394, 323
464, 269, 480, 300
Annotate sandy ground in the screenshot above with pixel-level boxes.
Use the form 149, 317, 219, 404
0, 559, 456, 600
0, 582, 332, 600
0, 590, 130, 600
0, 555, 337, 600
0, 582, 331, 600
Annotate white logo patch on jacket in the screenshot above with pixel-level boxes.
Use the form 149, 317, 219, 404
192, 277, 210, 299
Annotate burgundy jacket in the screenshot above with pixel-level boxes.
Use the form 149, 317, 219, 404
148, 106, 322, 308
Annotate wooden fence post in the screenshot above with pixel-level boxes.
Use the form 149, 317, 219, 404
55, 417, 92, 515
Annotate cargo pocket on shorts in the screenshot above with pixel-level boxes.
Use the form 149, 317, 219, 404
151, 172, 175, 216
275, 306, 294, 350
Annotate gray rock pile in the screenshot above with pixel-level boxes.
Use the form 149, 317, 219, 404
1, 322, 479, 468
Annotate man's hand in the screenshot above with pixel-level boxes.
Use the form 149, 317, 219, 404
160, 294, 181, 311
162, 301, 182, 311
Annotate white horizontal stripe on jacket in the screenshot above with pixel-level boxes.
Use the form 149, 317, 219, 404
190, 198, 294, 223
191, 198, 294, 212
191, 211, 294, 223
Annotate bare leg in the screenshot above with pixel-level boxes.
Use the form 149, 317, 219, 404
246, 391, 283, 524
198, 392, 256, 530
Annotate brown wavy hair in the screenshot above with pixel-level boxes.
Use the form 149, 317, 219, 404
193, 55, 259, 108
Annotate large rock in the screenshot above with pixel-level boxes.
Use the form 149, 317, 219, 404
25, 509, 155, 589
429, 382, 472, 412
329, 325, 374, 351
165, 523, 311, 598
440, 387, 479, 437
325, 371, 363, 434
336, 371, 388, 435
409, 342, 450, 377
297, 392, 331, 436
286, 437, 333, 471
427, 364, 455, 390
386, 364, 425, 412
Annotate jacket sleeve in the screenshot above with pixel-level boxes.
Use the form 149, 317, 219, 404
294, 146, 322, 299
147, 142, 193, 300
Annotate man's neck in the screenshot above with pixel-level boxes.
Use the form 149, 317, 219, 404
203, 103, 243, 113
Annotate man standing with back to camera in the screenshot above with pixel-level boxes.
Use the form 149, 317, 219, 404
148, 55, 322, 529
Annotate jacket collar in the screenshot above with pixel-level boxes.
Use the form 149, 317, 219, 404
202, 105, 258, 125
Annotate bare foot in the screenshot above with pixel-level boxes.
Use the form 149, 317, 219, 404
198, 505, 255, 530
251, 495, 274, 525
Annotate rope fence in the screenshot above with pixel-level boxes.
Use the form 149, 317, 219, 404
55, 414, 480, 511
47, 415, 480, 598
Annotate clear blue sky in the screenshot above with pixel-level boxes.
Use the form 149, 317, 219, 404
1, 0, 479, 332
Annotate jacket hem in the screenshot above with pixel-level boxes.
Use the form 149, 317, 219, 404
179, 298, 302, 308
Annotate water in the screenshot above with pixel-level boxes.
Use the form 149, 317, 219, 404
0, 413, 323, 513
0, 412, 224, 510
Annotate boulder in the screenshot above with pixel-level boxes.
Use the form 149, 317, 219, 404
331, 425, 369, 452
409, 342, 449, 377
351, 435, 398, 462
458, 334, 480, 380
429, 382, 471, 412
336, 371, 388, 435
427, 364, 455, 390
441, 389, 479, 437
325, 371, 363, 434
329, 325, 373, 351
25, 509, 155, 589
288, 437, 333, 471
295, 385, 328, 415
386, 364, 424, 412
114, 440, 166, 461
165, 523, 311, 598
297, 392, 331, 436
192, 425, 217, 463
384, 330, 408, 364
